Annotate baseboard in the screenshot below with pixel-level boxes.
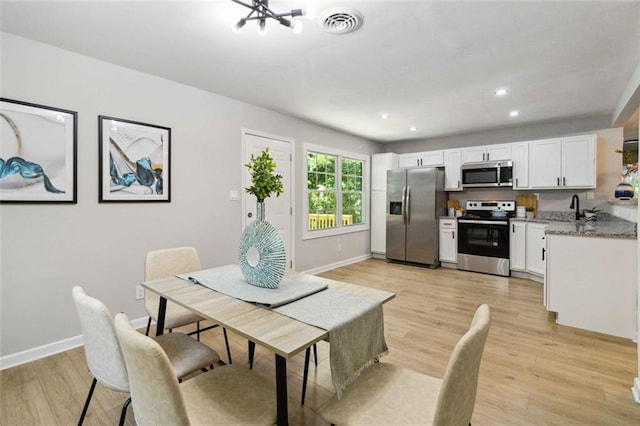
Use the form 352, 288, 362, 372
0, 316, 149, 371
632, 377, 640, 404
300, 254, 372, 275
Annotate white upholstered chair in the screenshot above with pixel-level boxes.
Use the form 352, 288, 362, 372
144, 246, 232, 363
114, 312, 277, 425
318, 304, 491, 426
72, 286, 220, 425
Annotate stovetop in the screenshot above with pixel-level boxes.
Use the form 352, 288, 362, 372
459, 200, 516, 221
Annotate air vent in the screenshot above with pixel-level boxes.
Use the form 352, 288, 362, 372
318, 8, 363, 34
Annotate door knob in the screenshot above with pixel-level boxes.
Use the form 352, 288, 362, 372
248, 212, 253, 218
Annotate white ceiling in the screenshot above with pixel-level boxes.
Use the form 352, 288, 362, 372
1, 1, 639, 143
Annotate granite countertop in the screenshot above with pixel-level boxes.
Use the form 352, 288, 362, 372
510, 212, 637, 239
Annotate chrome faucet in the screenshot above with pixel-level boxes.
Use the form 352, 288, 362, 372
569, 194, 581, 220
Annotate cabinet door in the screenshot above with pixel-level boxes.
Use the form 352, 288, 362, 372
420, 150, 444, 167
512, 142, 529, 189
525, 223, 547, 276
443, 149, 462, 191
372, 153, 398, 191
509, 221, 526, 271
561, 135, 596, 188
370, 191, 387, 254
487, 144, 512, 161
529, 139, 562, 188
398, 153, 421, 168
461, 146, 487, 164
439, 219, 457, 263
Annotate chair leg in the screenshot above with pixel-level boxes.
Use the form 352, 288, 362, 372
223, 328, 232, 364
248, 340, 255, 369
145, 317, 152, 336
196, 321, 201, 341
118, 397, 131, 426
301, 347, 311, 405
78, 377, 97, 425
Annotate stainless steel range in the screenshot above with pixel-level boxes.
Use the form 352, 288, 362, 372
457, 200, 516, 276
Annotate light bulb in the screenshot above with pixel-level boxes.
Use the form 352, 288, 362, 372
292, 20, 303, 33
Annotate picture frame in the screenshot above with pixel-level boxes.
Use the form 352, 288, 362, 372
0, 98, 78, 203
98, 116, 171, 202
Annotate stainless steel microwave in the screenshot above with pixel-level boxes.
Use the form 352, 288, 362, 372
461, 160, 513, 188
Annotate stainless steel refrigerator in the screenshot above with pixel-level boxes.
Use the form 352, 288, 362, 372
386, 167, 447, 266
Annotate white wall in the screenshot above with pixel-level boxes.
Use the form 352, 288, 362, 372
0, 33, 381, 360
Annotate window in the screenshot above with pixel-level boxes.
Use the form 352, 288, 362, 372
304, 143, 369, 239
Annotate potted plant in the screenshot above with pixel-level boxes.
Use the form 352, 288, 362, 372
239, 147, 286, 289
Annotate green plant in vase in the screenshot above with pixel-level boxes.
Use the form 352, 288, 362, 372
239, 147, 286, 288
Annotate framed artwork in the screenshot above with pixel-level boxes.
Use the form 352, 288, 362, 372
98, 116, 171, 202
0, 98, 78, 203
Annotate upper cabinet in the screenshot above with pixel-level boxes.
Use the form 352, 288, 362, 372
371, 153, 398, 191
398, 150, 444, 168
461, 144, 512, 164
511, 142, 529, 189
443, 149, 462, 191
529, 134, 596, 189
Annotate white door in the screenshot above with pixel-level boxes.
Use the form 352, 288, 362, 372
243, 131, 293, 270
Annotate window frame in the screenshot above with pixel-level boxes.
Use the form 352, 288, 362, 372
303, 143, 370, 240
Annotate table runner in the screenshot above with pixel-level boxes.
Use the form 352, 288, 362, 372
274, 288, 388, 399
177, 264, 328, 308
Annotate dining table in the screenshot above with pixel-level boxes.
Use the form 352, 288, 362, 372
142, 265, 395, 426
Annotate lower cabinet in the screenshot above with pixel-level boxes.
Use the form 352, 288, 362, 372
439, 218, 457, 263
371, 191, 387, 255
509, 220, 547, 278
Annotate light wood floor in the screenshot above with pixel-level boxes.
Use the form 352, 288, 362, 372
2, 258, 639, 425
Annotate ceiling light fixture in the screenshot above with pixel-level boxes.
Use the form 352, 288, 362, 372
380, 113, 390, 119
494, 88, 508, 96
509, 110, 519, 117
231, 0, 304, 34
409, 127, 417, 132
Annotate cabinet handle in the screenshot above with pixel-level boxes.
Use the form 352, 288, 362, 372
452, 231, 455, 239
516, 178, 519, 187
487, 152, 490, 161
542, 248, 546, 261
557, 177, 560, 186
563, 177, 566, 186
457, 180, 460, 189
512, 224, 515, 232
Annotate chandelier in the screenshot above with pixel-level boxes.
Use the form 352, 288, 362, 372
231, 0, 305, 34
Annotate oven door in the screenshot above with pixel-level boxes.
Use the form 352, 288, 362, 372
457, 219, 510, 259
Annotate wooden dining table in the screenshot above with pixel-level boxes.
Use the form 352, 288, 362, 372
142, 268, 395, 426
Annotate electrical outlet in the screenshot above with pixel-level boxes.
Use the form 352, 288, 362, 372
135, 285, 144, 300
586, 191, 594, 200
534, 193, 539, 200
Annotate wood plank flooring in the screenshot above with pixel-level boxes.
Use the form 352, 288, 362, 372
2, 258, 639, 425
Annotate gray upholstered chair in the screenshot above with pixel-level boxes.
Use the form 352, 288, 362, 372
318, 304, 491, 426
144, 246, 232, 363
114, 312, 277, 425
72, 286, 220, 425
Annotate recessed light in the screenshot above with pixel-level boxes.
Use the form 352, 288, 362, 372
380, 113, 390, 119
409, 127, 417, 132
495, 88, 508, 96
509, 110, 519, 117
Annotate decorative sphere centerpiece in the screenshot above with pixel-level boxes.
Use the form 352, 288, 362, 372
238, 148, 286, 288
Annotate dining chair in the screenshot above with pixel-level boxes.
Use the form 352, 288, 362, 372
72, 286, 220, 426
114, 312, 277, 425
144, 246, 232, 363
318, 304, 491, 425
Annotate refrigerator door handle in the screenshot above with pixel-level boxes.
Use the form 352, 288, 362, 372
401, 186, 407, 224
406, 186, 411, 225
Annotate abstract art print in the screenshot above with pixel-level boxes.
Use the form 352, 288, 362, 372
99, 116, 170, 202
0, 98, 77, 203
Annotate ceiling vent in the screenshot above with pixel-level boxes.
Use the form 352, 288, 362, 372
318, 8, 364, 34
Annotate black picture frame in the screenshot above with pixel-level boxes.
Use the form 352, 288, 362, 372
0, 98, 78, 203
98, 115, 171, 202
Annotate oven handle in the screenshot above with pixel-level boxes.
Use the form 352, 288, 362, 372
458, 219, 509, 225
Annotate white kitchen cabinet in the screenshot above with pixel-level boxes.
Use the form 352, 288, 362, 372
398, 150, 443, 168
461, 144, 511, 164
529, 134, 596, 189
443, 149, 462, 191
545, 234, 636, 339
371, 153, 398, 255
372, 153, 398, 191
525, 223, 547, 276
511, 142, 529, 189
439, 218, 457, 263
509, 221, 526, 271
